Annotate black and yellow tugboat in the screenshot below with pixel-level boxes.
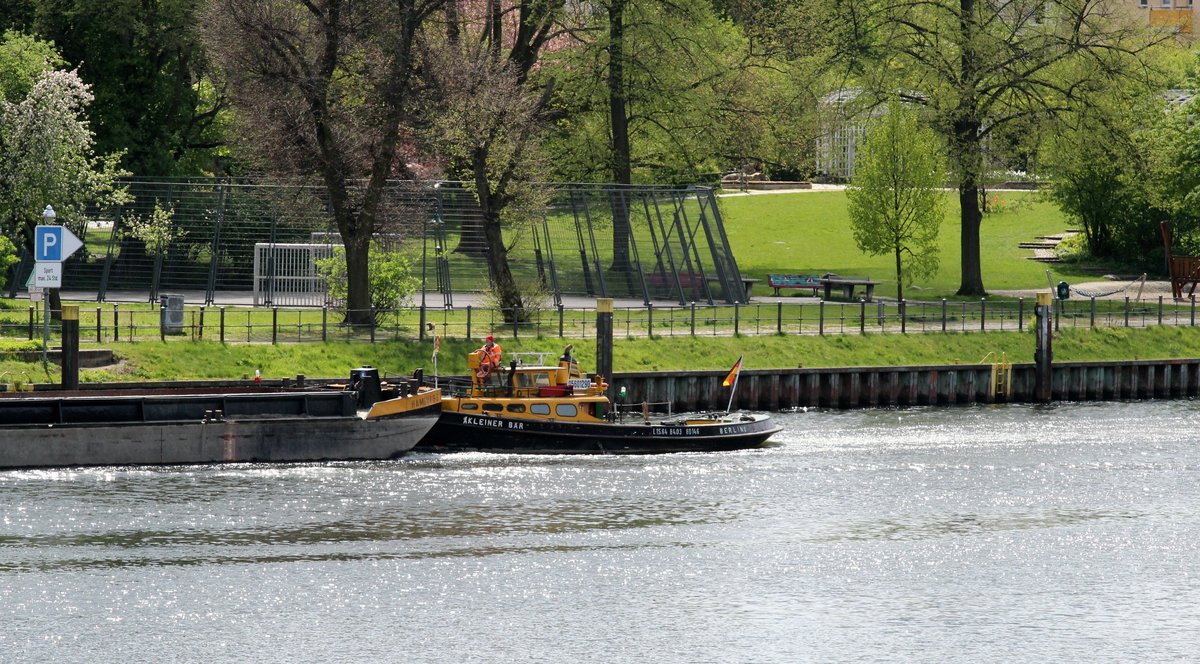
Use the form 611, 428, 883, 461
416, 346, 780, 454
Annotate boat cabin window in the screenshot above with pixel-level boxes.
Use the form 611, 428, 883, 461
482, 403, 503, 412
515, 371, 552, 387
506, 404, 526, 413
460, 403, 479, 411
555, 404, 578, 418
530, 403, 551, 415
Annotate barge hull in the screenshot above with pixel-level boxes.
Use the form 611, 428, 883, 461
0, 390, 442, 469
418, 412, 780, 454
0, 409, 440, 469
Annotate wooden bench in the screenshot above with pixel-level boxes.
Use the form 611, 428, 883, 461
821, 274, 879, 302
767, 274, 822, 296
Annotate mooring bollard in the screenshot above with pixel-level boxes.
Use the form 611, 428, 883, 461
596, 298, 614, 398
62, 305, 79, 390
1035, 291, 1053, 403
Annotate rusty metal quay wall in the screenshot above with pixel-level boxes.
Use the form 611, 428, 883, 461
612, 359, 1200, 411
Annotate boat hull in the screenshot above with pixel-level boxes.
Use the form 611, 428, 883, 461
417, 411, 780, 454
0, 390, 442, 469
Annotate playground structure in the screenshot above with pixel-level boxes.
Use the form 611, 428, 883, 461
6, 179, 749, 308
1160, 221, 1200, 300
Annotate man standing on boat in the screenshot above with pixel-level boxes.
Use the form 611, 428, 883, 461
477, 335, 503, 383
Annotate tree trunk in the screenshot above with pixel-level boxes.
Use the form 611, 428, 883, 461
953, 114, 986, 296
343, 229, 373, 324
607, 0, 633, 273
957, 179, 985, 296
483, 208, 521, 320
953, 0, 986, 297
474, 151, 522, 319
895, 244, 904, 302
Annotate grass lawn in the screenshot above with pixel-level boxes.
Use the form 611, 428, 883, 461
0, 325, 1196, 384
718, 190, 1101, 299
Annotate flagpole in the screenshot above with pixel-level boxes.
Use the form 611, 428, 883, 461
726, 361, 742, 413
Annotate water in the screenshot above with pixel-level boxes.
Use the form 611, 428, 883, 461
2, 401, 1199, 663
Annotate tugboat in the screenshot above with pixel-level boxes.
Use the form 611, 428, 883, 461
416, 346, 780, 454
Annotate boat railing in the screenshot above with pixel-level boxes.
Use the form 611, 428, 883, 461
611, 400, 673, 423
509, 352, 553, 367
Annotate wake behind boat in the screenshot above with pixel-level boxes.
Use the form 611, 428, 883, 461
416, 346, 779, 454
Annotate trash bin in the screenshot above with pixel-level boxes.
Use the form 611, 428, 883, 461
1056, 281, 1070, 300
160, 293, 185, 334
349, 366, 382, 408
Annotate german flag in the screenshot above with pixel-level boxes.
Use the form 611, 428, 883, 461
722, 356, 743, 387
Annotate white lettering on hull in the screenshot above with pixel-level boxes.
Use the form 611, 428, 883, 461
461, 416, 525, 430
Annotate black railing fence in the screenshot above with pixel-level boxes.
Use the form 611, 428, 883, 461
4, 295, 1194, 346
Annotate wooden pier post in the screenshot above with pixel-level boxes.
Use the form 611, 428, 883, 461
61, 305, 79, 390
1035, 291, 1053, 402
596, 298, 614, 386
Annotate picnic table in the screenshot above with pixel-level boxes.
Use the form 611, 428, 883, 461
821, 275, 879, 302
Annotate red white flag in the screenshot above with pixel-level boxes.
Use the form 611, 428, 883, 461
722, 356, 743, 387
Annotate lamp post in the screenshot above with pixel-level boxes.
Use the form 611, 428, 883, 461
41, 205, 55, 368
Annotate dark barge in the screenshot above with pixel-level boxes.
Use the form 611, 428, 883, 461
0, 369, 441, 469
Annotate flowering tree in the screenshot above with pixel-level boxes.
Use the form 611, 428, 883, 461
0, 68, 129, 253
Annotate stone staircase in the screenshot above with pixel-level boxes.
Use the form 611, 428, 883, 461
1021, 232, 1078, 263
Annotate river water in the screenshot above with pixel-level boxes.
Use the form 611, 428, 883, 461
2, 401, 1199, 663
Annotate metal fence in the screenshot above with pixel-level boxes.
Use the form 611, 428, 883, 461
3, 295, 1195, 346
7, 179, 748, 307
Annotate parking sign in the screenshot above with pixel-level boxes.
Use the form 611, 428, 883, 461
34, 225, 83, 262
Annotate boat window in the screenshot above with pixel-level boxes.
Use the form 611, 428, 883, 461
482, 403, 503, 412
506, 404, 526, 413
530, 403, 551, 415
460, 403, 479, 411
517, 373, 535, 387
535, 373, 551, 386
555, 403, 578, 418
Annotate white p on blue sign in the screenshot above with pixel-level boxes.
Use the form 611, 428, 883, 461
34, 225, 83, 262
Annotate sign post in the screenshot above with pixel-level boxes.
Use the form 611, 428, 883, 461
34, 206, 84, 370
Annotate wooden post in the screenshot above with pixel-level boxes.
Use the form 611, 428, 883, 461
61, 305, 79, 390
596, 298, 614, 390
1035, 291, 1053, 403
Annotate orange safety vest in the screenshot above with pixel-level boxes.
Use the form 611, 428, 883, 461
480, 343, 502, 370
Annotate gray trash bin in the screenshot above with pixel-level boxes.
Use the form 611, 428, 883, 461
160, 294, 185, 334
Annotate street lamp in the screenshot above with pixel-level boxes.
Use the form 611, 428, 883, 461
40, 205, 55, 367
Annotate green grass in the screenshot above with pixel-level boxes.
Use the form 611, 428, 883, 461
719, 190, 1096, 299
0, 326, 1193, 384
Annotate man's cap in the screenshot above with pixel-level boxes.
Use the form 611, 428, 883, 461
485, 335, 494, 341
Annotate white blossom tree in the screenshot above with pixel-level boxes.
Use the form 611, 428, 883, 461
0, 68, 129, 299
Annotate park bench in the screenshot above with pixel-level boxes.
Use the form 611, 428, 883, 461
767, 274, 822, 296
820, 274, 879, 302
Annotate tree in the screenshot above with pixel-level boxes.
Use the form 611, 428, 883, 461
0, 30, 64, 103
202, 0, 447, 325
846, 101, 943, 302
423, 0, 564, 319
0, 68, 128, 250
1044, 96, 1161, 262
28, 0, 226, 176
811, 0, 1164, 295
547, 0, 765, 268
0, 67, 129, 302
